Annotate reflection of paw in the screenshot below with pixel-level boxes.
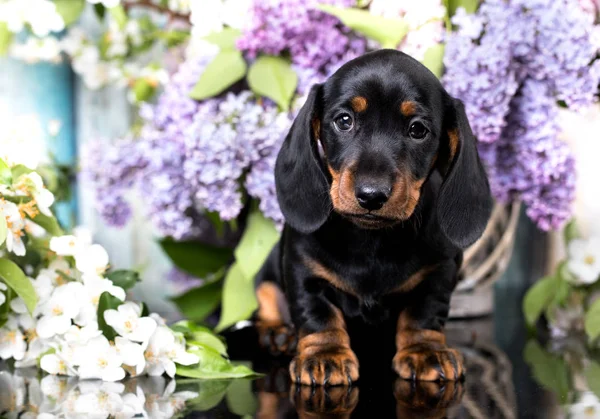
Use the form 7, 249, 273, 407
290, 347, 359, 386
394, 378, 464, 419
257, 322, 297, 356
292, 383, 359, 418
393, 343, 465, 381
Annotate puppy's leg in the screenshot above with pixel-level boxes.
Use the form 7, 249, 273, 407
392, 261, 465, 382
289, 298, 359, 386
255, 246, 296, 355
256, 281, 296, 355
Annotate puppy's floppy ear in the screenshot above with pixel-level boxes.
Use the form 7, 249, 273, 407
437, 97, 493, 249
275, 84, 331, 234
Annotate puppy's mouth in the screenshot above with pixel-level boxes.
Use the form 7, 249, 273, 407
343, 212, 400, 228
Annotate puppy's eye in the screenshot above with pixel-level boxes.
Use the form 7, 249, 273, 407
334, 114, 354, 132
408, 122, 428, 140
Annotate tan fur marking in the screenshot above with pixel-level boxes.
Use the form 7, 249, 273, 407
256, 282, 286, 324
448, 129, 459, 162
312, 118, 321, 140
392, 265, 437, 294
350, 96, 368, 113
396, 311, 446, 350
305, 256, 358, 297
400, 101, 417, 117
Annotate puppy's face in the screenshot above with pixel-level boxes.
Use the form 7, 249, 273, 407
315, 52, 448, 229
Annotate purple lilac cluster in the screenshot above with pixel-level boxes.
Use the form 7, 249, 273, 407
443, 0, 600, 230
183, 91, 292, 225
237, 0, 366, 73
85, 50, 295, 237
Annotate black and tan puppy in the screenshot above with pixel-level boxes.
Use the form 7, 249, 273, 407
253, 49, 493, 386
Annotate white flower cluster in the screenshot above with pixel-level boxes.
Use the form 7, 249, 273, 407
368, 0, 446, 60
0, 171, 55, 256
0, 229, 199, 381
0, 0, 65, 37
0, 101, 48, 170
0, 370, 198, 418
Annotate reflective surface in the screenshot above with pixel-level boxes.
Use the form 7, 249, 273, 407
0, 313, 589, 419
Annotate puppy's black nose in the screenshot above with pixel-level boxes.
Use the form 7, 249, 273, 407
355, 186, 389, 211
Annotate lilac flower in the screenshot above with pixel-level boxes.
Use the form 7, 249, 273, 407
237, 0, 366, 72
443, 0, 599, 230
493, 80, 576, 230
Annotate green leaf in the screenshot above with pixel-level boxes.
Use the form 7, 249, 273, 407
205, 211, 225, 237
0, 258, 37, 315
203, 28, 242, 50
189, 50, 247, 100
215, 263, 257, 332
421, 44, 445, 78
586, 299, 600, 340
0, 22, 13, 56
171, 280, 223, 323
11, 165, 33, 180
132, 78, 156, 102
140, 302, 150, 317
184, 380, 231, 411
447, 0, 479, 16
0, 158, 12, 185
171, 320, 228, 356
524, 339, 571, 401
159, 239, 232, 278
160, 30, 191, 48
586, 362, 600, 399
109, 5, 127, 29
318, 5, 410, 48
0, 216, 6, 247
551, 275, 571, 307
29, 213, 63, 236
106, 270, 140, 291
226, 378, 258, 416
93, 3, 106, 20
176, 344, 258, 379
54, 0, 86, 26
97, 291, 122, 341
563, 219, 580, 244
247, 55, 298, 111
234, 210, 280, 281
523, 275, 557, 326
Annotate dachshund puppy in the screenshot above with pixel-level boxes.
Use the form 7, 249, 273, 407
254, 49, 493, 386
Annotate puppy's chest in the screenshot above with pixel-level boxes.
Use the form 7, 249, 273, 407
318, 244, 426, 298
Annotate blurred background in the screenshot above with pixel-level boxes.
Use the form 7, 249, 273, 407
1, 0, 600, 416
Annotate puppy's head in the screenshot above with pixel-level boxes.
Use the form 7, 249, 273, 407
275, 49, 492, 248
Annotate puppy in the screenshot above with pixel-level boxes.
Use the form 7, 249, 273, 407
254, 49, 493, 386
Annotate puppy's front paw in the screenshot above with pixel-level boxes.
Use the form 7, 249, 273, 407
393, 342, 464, 381
257, 322, 297, 356
290, 347, 359, 386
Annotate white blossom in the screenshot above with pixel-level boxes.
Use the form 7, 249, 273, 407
14, 314, 49, 368
569, 391, 600, 418
15, 172, 54, 216
40, 352, 77, 376
144, 326, 199, 378
76, 274, 125, 326
0, 317, 27, 361
75, 244, 110, 276
73, 335, 125, 381
567, 237, 600, 285
36, 282, 84, 339
0, 0, 65, 37
104, 302, 156, 343
115, 336, 146, 376
0, 199, 26, 256
74, 381, 125, 416
10, 37, 62, 64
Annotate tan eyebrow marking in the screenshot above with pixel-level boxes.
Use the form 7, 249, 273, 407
350, 96, 368, 113
400, 101, 417, 117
